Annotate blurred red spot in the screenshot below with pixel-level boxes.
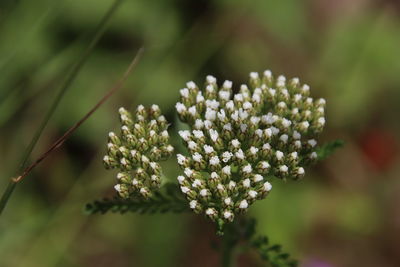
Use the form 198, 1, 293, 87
359, 130, 397, 171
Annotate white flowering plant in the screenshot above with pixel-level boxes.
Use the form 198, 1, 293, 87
86, 70, 343, 266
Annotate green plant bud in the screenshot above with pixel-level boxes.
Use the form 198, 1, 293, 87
205, 207, 218, 221
108, 132, 121, 145
135, 167, 147, 180
249, 72, 261, 89
186, 189, 198, 200
199, 188, 212, 201
160, 145, 174, 159
132, 123, 145, 137
216, 183, 228, 198
121, 125, 131, 136
207, 172, 220, 188
116, 172, 131, 184
159, 130, 169, 144
114, 184, 130, 199
107, 143, 119, 157
222, 209, 234, 222
137, 138, 149, 151
149, 147, 162, 161
124, 134, 137, 147
139, 187, 152, 199
118, 146, 130, 158
129, 149, 141, 165
255, 161, 270, 174
119, 107, 133, 126
149, 175, 161, 188
140, 155, 150, 170
189, 200, 203, 214
131, 177, 143, 190
150, 104, 161, 118
135, 104, 147, 118
148, 162, 161, 175
120, 157, 133, 170
103, 155, 118, 169
148, 119, 159, 132
291, 167, 305, 180
157, 115, 168, 128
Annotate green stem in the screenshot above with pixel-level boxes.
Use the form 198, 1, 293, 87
0, 181, 17, 216
0, 0, 124, 217
220, 220, 238, 267
221, 236, 234, 267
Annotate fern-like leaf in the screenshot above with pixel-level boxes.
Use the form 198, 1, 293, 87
85, 183, 189, 215
317, 139, 344, 161
251, 236, 298, 267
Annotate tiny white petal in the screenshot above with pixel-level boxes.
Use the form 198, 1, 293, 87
264, 70, 272, 78
177, 175, 185, 184
219, 91, 231, 102
175, 102, 187, 113
206, 75, 216, 84
180, 88, 190, 98
239, 200, 248, 209
222, 165, 231, 175
190, 200, 197, 209
181, 186, 190, 194
263, 182, 272, 192
204, 145, 215, 154
293, 131, 301, 140
279, 165, 288, 172
243, 178, 251, 188
188, 106, 197, 116
224, 211, 233, 219
209, 156, 220, 165
223, 80, 233, 89
193, 130, 204, 139
280, 134, 289, 143
194, 119, 204, 129
186, 81, 196, 89
254, 174, 263, 182
206, 208, 215, 215
276, 151, 284, 161
235, 149, 245, 159
308, 139, 317, 147
196, 92, 205, 103
231, 139, 240, 148
114, 184, 121, 192
200, 189, 208, 196
242, 164, 252, 174
248, 190, 258, 198
250, 146, 259, 155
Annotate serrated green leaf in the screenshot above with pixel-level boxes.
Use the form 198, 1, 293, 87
317, 139, 345, 160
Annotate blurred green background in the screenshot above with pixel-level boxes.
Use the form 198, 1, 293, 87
0, 0, 399, 266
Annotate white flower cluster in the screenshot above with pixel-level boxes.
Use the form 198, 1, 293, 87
175, 71, 326, 223
103, 105, 174, 199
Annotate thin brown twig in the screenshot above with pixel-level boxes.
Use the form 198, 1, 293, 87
12, 47, 144, 183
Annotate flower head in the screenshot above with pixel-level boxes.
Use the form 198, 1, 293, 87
104, 105, 173, 199
175, 70, 326, 224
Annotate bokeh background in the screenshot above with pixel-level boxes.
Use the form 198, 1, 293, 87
0, 0, 399, 266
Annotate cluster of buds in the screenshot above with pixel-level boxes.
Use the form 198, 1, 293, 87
103, 105, 174, 199
175, 71, 326, 223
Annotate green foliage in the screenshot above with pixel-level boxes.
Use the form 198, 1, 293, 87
85, 183, 189, 215
218, 217, 297, 267
316, 139, 345, 161
251, 236, 298, 267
